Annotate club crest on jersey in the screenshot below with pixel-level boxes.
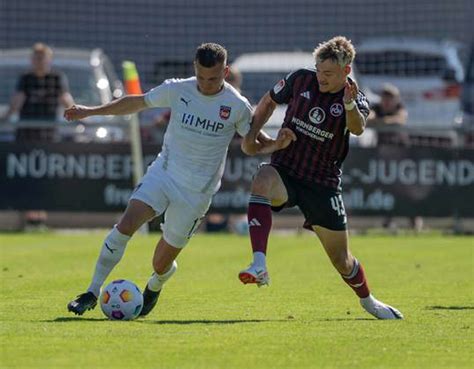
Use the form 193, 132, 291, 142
308, 107, 326, 124
273, 79, 285, 94
219, 105, 231, 120
330, 103, 343, 117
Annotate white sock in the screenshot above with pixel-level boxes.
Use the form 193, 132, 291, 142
87, 226, 130, 297
252, 252, 266, 269
147, 260, 178, 292
360, 294, 376, 304
360, 294, 382, 312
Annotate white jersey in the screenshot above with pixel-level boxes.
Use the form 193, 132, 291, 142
144, 77, 252, 194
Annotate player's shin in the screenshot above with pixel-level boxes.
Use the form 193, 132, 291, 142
87, 226, 130, 297
341, 258, 370, 298
248, 194, 272, 267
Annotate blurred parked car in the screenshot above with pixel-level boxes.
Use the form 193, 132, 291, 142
354, 37, 465, 128
231, 51, 376, 139
459, 44, 474, 125
458, 43, 474, 147
0, 47, 127, 142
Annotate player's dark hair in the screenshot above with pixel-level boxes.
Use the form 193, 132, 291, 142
195, 43, 227, 67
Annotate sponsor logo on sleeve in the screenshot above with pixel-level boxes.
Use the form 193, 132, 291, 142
273, 79, 285, 94
300, 91, 311, 99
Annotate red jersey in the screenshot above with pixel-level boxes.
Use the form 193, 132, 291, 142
269, 68, 369, 191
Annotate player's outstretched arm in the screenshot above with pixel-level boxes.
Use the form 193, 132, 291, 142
64, 95, 148, 121
241, 92, 278, 155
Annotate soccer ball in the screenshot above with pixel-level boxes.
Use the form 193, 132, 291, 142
100, 279, 143, 320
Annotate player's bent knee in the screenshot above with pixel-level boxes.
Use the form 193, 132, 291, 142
162, 230, 188, 250
251, 167, 278, 195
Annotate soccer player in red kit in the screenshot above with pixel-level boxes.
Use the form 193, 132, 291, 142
239, 36, 403, 319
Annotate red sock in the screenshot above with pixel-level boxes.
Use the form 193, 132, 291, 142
341, 259, 370, 298
247, 195, 272, 254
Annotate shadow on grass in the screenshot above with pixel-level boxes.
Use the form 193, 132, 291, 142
140, 316, 383, 324
45, 317, 378, 324
136, 319, 288, 325
43, 317, 109, 322
426, 306, 474, 311
43, 317, 290, 325
317, 318, 375, 321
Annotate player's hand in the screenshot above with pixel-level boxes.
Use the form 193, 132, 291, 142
255, 128, 296, 154
257, 133, 273, 145
241, 132, 261, 155
343, 80, 358, 104
275, 128, 297, 150
64, 105, 92, 121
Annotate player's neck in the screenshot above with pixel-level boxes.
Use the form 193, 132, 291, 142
197, 83, 224, 96
329, 80, 346, 94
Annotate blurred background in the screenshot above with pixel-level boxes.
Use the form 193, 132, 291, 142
0, 0, 473, 233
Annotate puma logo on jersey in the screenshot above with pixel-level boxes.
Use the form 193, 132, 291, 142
300, 91, 311, 99
248, 218, 261, 227
180, 97, 191, 106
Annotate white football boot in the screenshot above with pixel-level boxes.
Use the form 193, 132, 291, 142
238, 264, 270, 287
360, 294, 404, 320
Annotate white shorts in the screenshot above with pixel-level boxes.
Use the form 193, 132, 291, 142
130, 166, 212, 248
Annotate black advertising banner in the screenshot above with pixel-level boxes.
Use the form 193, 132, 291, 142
0, 142, 155, 212
0, 142, 473, 216
342, 146, 473, 217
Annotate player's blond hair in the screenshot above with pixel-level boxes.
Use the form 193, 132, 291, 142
313, 36, 355, 67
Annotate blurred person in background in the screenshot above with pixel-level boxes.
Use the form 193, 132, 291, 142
239, 36, 403, 320
367, 83, 407, 126
1, 43, 74, 129
368, 83, 423, 231
367, 83, 408, 146
1, 43, 74, 229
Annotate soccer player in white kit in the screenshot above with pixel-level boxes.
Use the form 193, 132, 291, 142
64, 43, 295, 316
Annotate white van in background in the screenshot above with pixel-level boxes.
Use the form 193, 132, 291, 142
354, 37, 465, 128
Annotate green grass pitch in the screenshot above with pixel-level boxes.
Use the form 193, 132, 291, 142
1, 232, 473, 369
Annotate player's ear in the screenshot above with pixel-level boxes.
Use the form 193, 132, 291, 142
344, 64, 351, 77
223, 65, 230, 79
